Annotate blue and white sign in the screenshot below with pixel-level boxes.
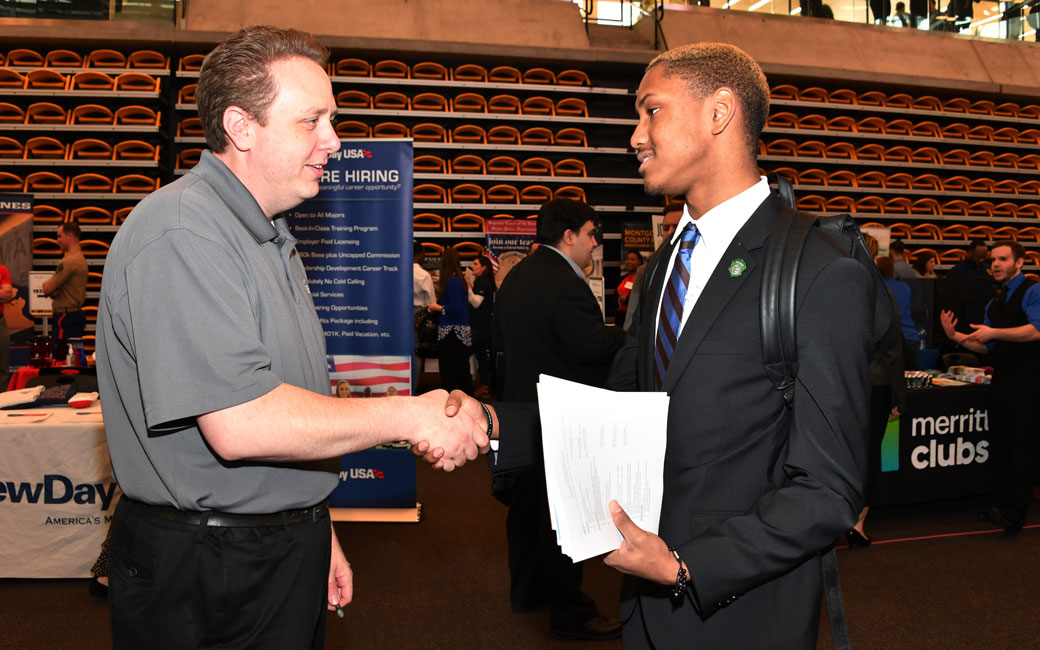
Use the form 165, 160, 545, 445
287, 140, 417, 514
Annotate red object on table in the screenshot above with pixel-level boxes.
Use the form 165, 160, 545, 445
6, 361, 72, 391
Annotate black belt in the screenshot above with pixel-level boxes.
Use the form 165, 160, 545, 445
126, 497, 329, 528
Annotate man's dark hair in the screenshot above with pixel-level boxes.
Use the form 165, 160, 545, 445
536, 199, 600, 247
992, 240, 1025, 261
968, 238, 988, 252
890, 239, 905, 254
646, 43, 770, 159
197, 25, 329, 153
58, 222, 81, 240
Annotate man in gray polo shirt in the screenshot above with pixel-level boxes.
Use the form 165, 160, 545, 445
96, 26, 486, 650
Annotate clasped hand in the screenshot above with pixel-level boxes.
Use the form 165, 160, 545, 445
407, 389, 489, 471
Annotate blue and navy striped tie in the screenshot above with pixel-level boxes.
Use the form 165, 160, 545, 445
654, 223, 700, 389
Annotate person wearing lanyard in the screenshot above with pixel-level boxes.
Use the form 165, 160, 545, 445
941, 240, 1040, 535
95, 26, 486, 650
41, 222, 87, 362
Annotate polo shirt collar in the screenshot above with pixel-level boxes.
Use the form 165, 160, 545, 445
193, 150, 279, 245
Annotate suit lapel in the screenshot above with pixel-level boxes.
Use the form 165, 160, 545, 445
661, 195, 780, 393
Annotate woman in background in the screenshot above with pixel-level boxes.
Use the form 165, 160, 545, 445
615, 249, 642, 322
912, 251, 938, 278
467, 255, 496, 398
428, 248, 473, 394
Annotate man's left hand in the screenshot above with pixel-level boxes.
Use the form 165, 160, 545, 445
603, 500, 676, 585
327, 527, 353, 612
965, 322, 997, 343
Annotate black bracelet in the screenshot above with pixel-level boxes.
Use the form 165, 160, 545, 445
479, 401, 493, 441
669, 547, 688, 600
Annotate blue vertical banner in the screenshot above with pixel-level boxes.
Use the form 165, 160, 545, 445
287, 139, 417, 513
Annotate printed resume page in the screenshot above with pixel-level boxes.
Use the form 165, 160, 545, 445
536, 374, 668, 562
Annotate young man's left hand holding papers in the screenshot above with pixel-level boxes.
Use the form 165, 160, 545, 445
536, 374, 669, 562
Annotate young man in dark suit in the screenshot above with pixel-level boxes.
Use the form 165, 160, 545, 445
493, 198, 626, 640
458, 43, 877, 649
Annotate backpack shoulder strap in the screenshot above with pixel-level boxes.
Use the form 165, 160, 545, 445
760, 205, 817, 408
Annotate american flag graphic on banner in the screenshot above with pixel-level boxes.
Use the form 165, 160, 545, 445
328, 355, 412, 397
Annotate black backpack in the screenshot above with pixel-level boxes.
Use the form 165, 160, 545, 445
760, 173, 893, 650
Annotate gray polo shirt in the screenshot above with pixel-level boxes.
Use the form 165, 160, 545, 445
96, 150, 338, 513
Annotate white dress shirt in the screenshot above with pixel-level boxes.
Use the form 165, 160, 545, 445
654, 178, 772, 341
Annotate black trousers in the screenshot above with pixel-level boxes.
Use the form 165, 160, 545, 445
109, 498, 332, 650
505, 467, 599, 628
437, 332, 473, 394
989, 384, 1040, 526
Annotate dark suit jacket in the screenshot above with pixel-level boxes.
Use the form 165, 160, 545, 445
494, 246, 625, 405
606, 195, 876, 649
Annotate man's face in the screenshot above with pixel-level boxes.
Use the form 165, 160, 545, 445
56, 227, 72, 252
246, 57, 341, 216
990, 245, 1022, 283
631, 65, 714, 198
969, 244, 988, 266
661, 209, 682, 241
567, 220, 599, 269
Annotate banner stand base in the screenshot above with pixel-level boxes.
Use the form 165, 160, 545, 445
330, 502, 422, 523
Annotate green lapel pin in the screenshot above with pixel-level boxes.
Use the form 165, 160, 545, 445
728, 258, 747, 277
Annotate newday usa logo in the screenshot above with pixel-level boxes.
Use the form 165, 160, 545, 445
328, 148, 372, 161
339, 468, 385, 480
0, 474, 118, 510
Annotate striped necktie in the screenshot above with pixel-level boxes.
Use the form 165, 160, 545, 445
654, 223, 700, 389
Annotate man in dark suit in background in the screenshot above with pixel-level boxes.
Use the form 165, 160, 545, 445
494, 198, 627, 641
464, 43, 877, 649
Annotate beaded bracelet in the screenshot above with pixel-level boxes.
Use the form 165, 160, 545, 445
480, 402, 494, 441
669, 547, 688, 600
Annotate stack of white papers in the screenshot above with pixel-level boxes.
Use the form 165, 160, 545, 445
536, 374, 669, 562
0, 385, 44, 409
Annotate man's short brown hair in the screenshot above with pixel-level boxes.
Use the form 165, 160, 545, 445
196, 25, 329, 153
58, 222, 81, 241
647, 43, 769, 159
992, 240, 1025, 261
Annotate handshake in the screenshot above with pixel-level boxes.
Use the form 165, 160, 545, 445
404, 389, 497, 471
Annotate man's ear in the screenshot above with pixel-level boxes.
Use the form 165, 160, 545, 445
562, 229, 577, 246
222, 106, 254, 153
709, 87, 737, 136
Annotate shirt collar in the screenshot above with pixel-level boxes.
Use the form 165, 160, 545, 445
669, 177, 772, 249
543, 245, 585, 278
192, 150, 279, 245
1004, 272, 1025, 294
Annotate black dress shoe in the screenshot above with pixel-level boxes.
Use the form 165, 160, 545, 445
979, 506, 1023, 536
550, 615, 622, 641
88, 576, 108, 599
845, 528, 871, 548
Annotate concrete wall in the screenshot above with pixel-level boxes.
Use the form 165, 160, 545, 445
183, 0, 591, 52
